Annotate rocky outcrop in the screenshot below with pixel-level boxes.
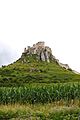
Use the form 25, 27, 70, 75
23, 41, 53, 63
58, 62, 70, 70
22, 41, 71, 70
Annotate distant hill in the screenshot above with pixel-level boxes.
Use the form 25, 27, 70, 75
0, 41, 80, 86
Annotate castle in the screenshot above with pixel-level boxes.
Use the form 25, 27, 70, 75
22, 41, 70, 70
23, 41, 53, 62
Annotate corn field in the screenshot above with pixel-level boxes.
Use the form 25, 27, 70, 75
0, 83, 80, 104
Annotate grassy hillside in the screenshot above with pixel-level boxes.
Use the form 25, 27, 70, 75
0, 54, 80, 119
0, 54, 80, 86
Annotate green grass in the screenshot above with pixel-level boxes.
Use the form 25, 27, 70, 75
0, 103, 79, 120
0, 54, 80, 119
0, 54, 80, 86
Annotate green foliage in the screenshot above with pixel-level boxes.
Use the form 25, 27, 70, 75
48, 109, 79, 120
0, 83, 80, 104
0, 55, 80, 86
0, 106, 79, 120
0, 53, 80, 119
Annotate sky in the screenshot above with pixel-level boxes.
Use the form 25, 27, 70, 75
0, 0, 80, 72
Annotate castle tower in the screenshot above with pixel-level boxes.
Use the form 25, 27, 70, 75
24, 48, 27, 53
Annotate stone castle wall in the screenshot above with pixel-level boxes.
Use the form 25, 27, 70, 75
23, 41, 52, 62
22, 41, 71, 70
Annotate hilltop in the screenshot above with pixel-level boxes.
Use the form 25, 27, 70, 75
0, 41, 80, 86
22, 41, 70, 70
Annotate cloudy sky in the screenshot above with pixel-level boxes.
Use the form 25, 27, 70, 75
0, 0, 80, 72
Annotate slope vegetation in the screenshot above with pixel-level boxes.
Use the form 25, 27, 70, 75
0, 54, 80, 86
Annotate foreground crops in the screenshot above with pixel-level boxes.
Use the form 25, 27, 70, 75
0, 83, 80, 104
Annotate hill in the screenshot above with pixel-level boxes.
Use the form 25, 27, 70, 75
0, 42, 80, 119
0, 41, 80, 86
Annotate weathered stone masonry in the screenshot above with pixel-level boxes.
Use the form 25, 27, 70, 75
23, 41, 53, 63
22, 41, 71, 70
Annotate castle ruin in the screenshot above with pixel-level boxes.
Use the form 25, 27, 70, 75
23, 41, 53, 62
22, 41, 70, 70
